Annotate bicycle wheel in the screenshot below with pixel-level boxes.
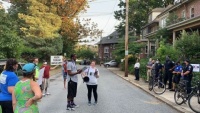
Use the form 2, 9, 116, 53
174, 90, 185, 105
153, 81, 166, 95
188, 92, 200, 113
148, 76, 153, 91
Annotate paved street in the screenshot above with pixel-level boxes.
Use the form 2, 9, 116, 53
39, 66, 179, 113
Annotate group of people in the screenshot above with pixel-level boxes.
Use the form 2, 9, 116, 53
145, 56, 193, 93
0, 58, 42, 113
62, 54, 100, 111
133, 56, 193, 93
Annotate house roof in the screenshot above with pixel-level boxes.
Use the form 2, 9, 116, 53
96, 31, 120, 45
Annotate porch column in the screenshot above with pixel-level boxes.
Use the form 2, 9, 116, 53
173, 30, 176, 47
147, 39, 150, 57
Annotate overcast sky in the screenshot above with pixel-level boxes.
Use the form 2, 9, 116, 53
79, 0, 122, 37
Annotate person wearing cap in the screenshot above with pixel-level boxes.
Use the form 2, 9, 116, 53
181, 59, 193, 94
82, 61, 99, 106
170, 61, 182, 91
0, 59, 19, 113
155, 59, 163, 80
12, 63, 42, 113
66, 54, 82, 110
40, 61, 58, 96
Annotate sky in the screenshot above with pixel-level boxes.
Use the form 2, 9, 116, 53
79, 0, 122, 37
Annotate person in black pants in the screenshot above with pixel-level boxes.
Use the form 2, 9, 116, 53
134, 59, 140, 81
181, 59, 193, 94
164, 56, 175, 89
82, 61, 99, 106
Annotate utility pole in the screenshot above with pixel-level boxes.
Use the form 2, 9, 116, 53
125, 0, 129, 77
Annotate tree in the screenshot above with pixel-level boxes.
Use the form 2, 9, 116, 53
156, 41, 180, 62
0, 9, 23, 58
175, 31, 200, 59
114, 0, 174, 35
113, 36, 144, 63
76, 48, 95, 60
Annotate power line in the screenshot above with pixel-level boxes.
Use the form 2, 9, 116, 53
89, 0, 117, 4
102, 0, 118, 32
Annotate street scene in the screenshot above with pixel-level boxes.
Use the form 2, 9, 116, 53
0, 0, 200, 113
38, 66, 179, 113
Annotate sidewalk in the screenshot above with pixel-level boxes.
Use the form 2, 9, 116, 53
108, 67, 194, 113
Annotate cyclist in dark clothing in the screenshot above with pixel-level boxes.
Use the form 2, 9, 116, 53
164, 56, 175, 89
155, 59, 163, 78
181, 59, 193, 94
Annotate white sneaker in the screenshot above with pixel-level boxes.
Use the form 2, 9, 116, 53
42, 93, 46, 97
46, 92, 50, 95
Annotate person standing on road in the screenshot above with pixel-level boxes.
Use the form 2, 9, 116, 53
12, 63, 42, 113
67, 54, 82, 110
62, 58, 68, 89
146, 58, 152, 82
40, 61, 58, 96
82, 61, 99, 106
134, 59, 140, 81
181, 59, 193, 94
31, 57, 39, 81
0, 59, 19, 113
164, 56, 175, 90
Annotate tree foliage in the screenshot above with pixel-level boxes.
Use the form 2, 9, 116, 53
175, 31, 200, 59
156, 41, 180, 62
0, 9, 23, 58
76, 48, 95, 60
114, 0, 174, 35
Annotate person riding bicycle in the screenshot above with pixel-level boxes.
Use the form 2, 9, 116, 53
181, 59, 193, 94
170, 61, 182, 91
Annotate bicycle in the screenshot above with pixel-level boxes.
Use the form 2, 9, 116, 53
148, 71, 166, 95
174, 79, 195, 105
188, 80, 200, 113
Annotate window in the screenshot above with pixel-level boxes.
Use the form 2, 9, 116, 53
182, 10, 186, 19
190, 7, 194, 18
145, 46, 148, 54
161, 17, 167, 28
104, 47, 109, 53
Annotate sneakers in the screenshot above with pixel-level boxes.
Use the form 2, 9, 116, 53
66, 104, 75, 111
88, 101, 91, 106
46, 92, 50, 95
71, 102, 79, 108
93, 101, 98, 105
42, 93, 46, 97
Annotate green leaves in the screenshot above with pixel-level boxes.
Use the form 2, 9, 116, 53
175, 31, 200, 59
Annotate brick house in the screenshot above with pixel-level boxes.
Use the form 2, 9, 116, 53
97, 31, 119, 60
140, 0, 200, 58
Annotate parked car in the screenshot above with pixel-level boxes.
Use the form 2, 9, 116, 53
0, 61, 25, 79
104, 60, 117, 67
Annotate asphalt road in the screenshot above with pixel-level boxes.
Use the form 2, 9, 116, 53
38, 65, 179, 113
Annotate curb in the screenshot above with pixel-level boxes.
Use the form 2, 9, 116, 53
109, 69, 193, 113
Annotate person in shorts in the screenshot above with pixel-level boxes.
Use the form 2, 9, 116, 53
62, 58, 68, 89
40, 61, 58, 96
170, 61, 182, 91
66, 54, 82, 110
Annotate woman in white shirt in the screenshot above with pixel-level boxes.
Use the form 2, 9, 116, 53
134, 59, 140, 81
83, 61, 99, 106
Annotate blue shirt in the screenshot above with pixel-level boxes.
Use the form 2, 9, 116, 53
174, 65, 182, 72
0, 70, 19, 101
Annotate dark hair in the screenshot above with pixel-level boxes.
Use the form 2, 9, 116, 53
23, 72, 36, 81
5, 58, 18, 71
70, 54, 76, 59
185, 59, 190, 63
31, 57, 38, 62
